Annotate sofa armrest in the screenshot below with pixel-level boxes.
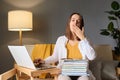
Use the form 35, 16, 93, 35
101, 61, 119, 80
0, 68, 16, 80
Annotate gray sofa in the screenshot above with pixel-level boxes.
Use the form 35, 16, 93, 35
89, 45, 119, 80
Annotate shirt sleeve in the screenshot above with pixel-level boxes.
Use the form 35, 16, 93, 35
79, 38, 96, 60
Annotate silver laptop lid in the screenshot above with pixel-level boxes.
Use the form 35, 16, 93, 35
8, 46, 36, 70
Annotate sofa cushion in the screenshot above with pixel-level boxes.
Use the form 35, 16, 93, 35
31, 44, 54, 61
101, 61, 119, 80
93, 45, 113, 61
25, 45, 34, 55
89, 60, 102, 80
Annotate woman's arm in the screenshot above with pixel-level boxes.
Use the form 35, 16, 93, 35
44, 37, 61, 64
79, 38, 96, 60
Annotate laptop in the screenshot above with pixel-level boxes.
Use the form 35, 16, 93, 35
8, 45, 55, 70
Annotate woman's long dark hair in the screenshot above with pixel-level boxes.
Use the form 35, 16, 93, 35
65, 12, 84, 40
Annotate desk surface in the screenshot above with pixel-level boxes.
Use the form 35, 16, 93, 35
14, 64, 61, 77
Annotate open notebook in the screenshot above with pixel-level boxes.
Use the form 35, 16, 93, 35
8, 45, 55, 70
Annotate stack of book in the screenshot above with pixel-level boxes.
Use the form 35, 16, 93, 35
61, 59, 89, 76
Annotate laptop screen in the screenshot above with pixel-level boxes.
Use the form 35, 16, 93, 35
8, 46, 36, 70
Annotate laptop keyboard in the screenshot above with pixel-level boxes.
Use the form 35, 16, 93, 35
36, 64, 56, 70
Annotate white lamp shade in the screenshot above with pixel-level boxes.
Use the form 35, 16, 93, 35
8, 10, 32, 31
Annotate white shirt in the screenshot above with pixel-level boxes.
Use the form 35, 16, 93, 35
45, 35, 96, 79
45, 35, 96, 65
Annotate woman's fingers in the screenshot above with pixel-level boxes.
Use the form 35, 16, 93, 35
82, 27, 84, 34
33, 58, 45, 67
33, 58, 41, 63
72, 26, 85, 40
73, 26, 82, 35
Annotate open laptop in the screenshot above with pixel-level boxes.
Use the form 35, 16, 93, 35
8, 45, 55, 70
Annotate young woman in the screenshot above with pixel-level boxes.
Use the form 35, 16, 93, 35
34, 13, 96, 80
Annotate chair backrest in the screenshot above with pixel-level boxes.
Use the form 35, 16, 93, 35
93, 44, 113, 61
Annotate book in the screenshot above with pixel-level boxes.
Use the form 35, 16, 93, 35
61, 59, 89, 76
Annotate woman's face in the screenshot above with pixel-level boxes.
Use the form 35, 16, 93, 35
69, 14, 81, 33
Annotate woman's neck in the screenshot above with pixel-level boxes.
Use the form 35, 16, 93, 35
68, 40, 78, 46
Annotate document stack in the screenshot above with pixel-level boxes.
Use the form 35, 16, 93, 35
61, 59, 89, 76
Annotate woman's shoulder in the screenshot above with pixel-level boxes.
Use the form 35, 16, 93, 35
57, 35, 67, 40
58, 35, 66, 39
56, 35, 68, 43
